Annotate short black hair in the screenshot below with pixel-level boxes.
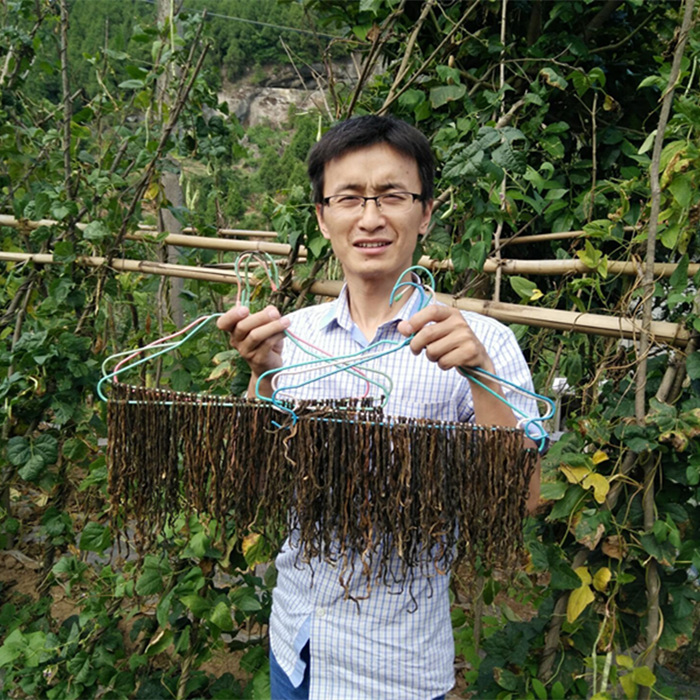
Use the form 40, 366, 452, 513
308, 115, 434, 205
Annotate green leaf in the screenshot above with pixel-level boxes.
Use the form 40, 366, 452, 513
540, 67, 568, 90
551, 681, 566, 700
640, 533, 676, 566
231, 587, 263, 613
686, 352, 700, 380
531, 678, 547, 700
79, 522, 112, 555
181, 594, 211, 618
351, 23, 372, 41
209, 600, 234, 631
6, 437, 30, 466
491, 141, 527, 174
188, 530, 210, 559
0, 628, 25, 666
620, 674, 637, 699
548, 485, 587, 522
43, 507, 70, 537
251, 663, 271, 700
34, 434, 58, 464
118, 79, 146, 89
18, 455, 47, 482
136, 567, 165, 596
638, 130, 657, 155
82, 221, 110, 241
54, 241, 75, 262
509, 276, 539, 301
145, 629, 173, 656
467, 240, 489, 271
174, 625, 191, 655
398, 89, 424, 109
669, 175, 692, 208
570, 71, 589, 97
669, 254, 689, 293
550, 560, 584, 590
540, 481, 568, 501
429, 84, 466, 109
359, 0, 382, 12
588, 67, 606, 88
616, 424, 655, 452
62, 437, 89, 462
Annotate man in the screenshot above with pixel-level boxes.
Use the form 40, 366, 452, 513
218, 115, 540, 699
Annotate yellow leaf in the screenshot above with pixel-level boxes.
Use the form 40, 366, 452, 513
603, 94, 619, 112
241, 532, 271, 567
241, 532, 262, 560
592, 450, 609, 464
575, 566, 592, 585
567, 583, 595, 623
583, 473, 610, 504
206, 362, 231, 381
529, 288, 543, 301
620, 674, 637, 699
560, 465, 590, 484
593, 566, 612, 592
144, 181, 161, 202
616, 654, 634, 670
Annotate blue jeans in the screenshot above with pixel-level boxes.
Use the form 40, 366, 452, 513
270, 643, 310, 700
269, 643, 445, 700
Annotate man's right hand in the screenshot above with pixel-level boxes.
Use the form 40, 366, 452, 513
216, 305, 290, 398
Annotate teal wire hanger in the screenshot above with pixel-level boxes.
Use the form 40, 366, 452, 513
98, 259, 552, 452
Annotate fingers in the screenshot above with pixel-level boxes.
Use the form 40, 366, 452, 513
217, 305, 290, 375
399, 306, 491, 371
217, 305, 250, 332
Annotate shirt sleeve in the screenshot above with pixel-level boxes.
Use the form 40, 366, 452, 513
454, 313, 541, 429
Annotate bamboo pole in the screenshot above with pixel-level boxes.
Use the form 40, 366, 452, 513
420, 256, 700, 278
0, 251, 252, 286
293, 278, 690, 347
1, 251, 690, 346
126, 231, 295, 256
2, 216, 697, 278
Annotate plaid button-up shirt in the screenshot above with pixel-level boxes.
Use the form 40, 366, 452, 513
269, 285, 539, 700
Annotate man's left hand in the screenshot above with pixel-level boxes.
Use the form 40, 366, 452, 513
397, 306, 495, 373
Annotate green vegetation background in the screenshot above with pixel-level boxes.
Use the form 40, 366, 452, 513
1, 1, 700, 699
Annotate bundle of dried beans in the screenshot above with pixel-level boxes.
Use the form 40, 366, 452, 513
107, 384, 536, 596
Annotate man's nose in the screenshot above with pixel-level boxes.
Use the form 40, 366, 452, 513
358, 198, 385, 226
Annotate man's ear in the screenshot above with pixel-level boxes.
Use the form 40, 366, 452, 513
418, 199, 434, 237
315, 203, 331, 240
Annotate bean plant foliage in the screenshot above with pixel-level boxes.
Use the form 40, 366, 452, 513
1, 0, 700, 698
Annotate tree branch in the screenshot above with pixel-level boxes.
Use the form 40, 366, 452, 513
347, 1, 406, 118
378, 1, 480, 116
381, 0, 436, 109
633, 1, 696, 692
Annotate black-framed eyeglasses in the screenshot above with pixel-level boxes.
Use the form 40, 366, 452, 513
322, 191, 423, 213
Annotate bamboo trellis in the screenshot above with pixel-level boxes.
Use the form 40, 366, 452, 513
0, 249, 691, 347
2, 214, 698, 278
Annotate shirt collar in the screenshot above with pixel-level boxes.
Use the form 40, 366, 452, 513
318, 280, 427, 332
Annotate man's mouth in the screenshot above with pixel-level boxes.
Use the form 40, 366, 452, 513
355, 241, 389, 249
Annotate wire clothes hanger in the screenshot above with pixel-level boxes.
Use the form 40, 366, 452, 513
98, 256, 554, 451
256, 265, 554, 451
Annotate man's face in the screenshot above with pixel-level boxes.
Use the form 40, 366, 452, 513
315, 143, 433, 288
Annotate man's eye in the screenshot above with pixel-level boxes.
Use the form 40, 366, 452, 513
336, 196, 361, 205
381, 193, 407, 204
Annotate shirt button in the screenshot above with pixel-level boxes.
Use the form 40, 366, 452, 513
316, 607, 326, 618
